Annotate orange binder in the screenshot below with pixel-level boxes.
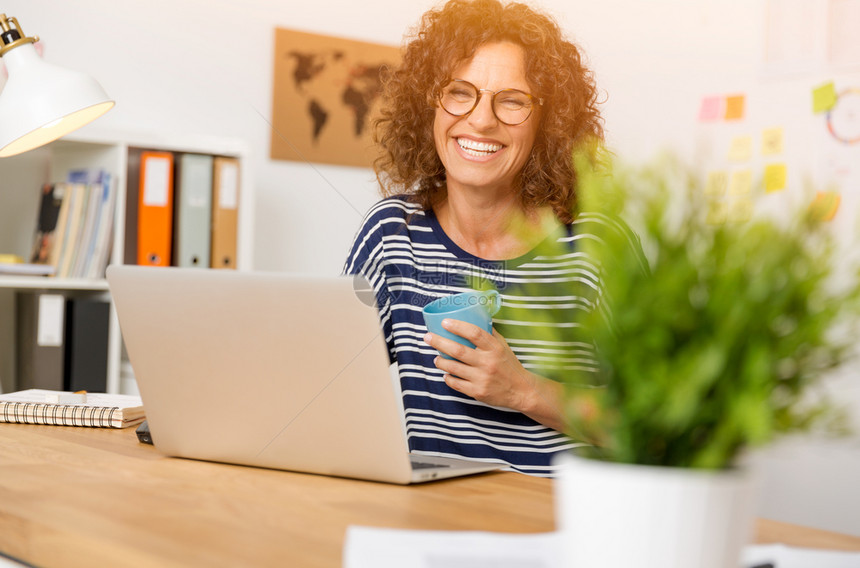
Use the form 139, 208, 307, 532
210, 157, 240, 269
137, 151, 175, 266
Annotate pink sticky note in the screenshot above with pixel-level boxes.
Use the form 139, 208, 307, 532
698, 96, 722, 122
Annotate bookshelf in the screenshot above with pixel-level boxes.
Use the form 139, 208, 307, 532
0, 129, 254, 395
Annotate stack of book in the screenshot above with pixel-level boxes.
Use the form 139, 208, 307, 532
29, 170, 117, 280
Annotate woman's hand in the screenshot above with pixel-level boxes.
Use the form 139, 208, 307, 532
423, 318, 565, 431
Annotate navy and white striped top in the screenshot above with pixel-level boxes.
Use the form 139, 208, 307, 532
343, 196, 612, 476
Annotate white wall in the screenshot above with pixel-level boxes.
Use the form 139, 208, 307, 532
3, 0, 859, 536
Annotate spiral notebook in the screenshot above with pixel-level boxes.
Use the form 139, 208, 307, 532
0, 389, 145, 428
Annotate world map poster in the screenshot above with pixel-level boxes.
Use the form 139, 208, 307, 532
270, 28, 401, 167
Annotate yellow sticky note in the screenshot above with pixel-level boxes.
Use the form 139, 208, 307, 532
704, 171, 728, 196
728, 169, 752, 195
724, 95, 745, 120
808, 191, 841, 221
761, 127, 784, 155
812, 82, 837, 114
727, 136, 753, 162
706, 200, 727, 225
764, 163, 787, 192
727, 197, 753, 224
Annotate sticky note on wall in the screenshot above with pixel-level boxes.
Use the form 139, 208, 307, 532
764, 163, 787, 192
698, 96, 723, 122
812, 82, 837, 114
808, 191, 841, 221
704, 171, 728, 196
727, 196, 753, 223
724, 95, 746, 120
761, 127, 784, 155
729, 169, 752, 195
728, 136, 753, 161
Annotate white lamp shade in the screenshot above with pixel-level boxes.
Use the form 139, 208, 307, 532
0, 41, 114, 157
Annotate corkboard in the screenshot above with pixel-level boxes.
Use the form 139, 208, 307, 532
270, 28, 401, 168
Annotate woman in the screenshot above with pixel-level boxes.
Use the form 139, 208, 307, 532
344, 0, 606, 476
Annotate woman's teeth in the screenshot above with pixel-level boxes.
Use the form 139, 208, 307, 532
457, 138, 502, 157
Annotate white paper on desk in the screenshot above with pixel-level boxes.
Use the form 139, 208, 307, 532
343, 527, 562, 568
343, 527, 860, 568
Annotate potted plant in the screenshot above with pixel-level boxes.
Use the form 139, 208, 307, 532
548, 152, 860, 568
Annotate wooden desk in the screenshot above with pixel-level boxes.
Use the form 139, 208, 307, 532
1, 425, 859, 567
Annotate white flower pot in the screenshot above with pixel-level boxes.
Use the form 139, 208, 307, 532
553, 452, 757, 568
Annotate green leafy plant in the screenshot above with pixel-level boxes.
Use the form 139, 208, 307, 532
557, 153, 860, 469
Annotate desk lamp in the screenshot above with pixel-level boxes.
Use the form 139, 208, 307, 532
0, 13, 114, 158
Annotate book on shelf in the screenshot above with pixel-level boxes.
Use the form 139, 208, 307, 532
44, 183, 75, 271
85, 175, 118, 279
70, 178, 103, 277
29, 183, 66, 267
0, 260, 55, 276
26, 173, 116, 280
68, 169, 116, 279
0, 389, 145, 429
54, 183, 86, 278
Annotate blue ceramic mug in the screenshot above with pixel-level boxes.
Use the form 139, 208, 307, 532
422, 290, 501, 359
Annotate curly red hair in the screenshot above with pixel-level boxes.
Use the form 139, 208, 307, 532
373, 0, 604, 223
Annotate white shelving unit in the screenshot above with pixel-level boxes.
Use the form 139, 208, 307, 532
0, 129, 254, 394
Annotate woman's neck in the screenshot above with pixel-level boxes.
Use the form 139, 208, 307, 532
433, 189, 555, 261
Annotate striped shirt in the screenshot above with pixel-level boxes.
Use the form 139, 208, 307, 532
343, 196, 614, 476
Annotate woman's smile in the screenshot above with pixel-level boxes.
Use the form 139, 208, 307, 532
456, 136, 504, 158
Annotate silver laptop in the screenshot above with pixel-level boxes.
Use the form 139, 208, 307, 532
106, 265, 500, 484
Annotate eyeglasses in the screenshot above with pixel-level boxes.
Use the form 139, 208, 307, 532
438, 79, 543, 126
